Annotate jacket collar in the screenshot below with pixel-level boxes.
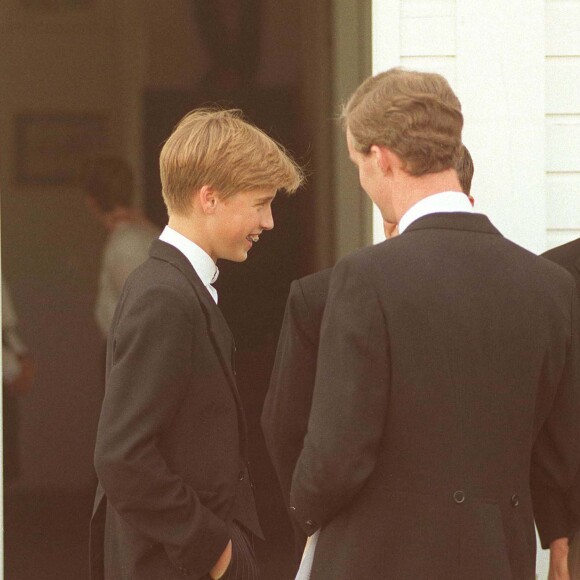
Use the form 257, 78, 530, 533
403, 212, 502, 237
149, 239, 217, 305
148, 239, 248, 452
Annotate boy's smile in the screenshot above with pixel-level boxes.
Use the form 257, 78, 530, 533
209, 188, 276, 262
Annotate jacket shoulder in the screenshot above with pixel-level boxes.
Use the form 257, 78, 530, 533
295, 268, 332, 309
542, 238, 580, 271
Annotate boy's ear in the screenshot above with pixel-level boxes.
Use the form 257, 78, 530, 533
199, 185, 219, 214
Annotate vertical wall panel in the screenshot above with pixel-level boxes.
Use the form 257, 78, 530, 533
545, 1, 580, 243
546, 1, 580, 56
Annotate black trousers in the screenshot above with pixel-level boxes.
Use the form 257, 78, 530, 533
205, 521, 260, 580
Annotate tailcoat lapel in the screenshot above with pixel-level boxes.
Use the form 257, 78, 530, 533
149, 240, 248, 450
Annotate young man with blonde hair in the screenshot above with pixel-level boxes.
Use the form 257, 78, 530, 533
289, 68, 580, 580
91, 109, 302, 580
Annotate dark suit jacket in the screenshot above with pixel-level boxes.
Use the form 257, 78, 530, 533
90, 240, 262, 580
534, 238, 580, 548
261, 268, 332, 566
290, 213, 580, 580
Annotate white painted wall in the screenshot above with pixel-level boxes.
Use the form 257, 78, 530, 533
545, 0, 580, 249
372, 0, 580, 256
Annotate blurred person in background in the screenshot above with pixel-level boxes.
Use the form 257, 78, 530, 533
82, 156, 160, 338
2, 277, 35, 482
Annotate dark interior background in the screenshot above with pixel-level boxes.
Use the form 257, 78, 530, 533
1, 1, 336, 578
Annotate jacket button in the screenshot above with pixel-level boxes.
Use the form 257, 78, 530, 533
453, 490, 466, 504
511, 494, 520, 507
238, 471, 245, 481
289, 506, 296, 511
305, 519, 316, 527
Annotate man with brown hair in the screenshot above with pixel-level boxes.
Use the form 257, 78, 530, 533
91, 109, 302, 580
262, 144, 475, 575
288, 68, 580, 580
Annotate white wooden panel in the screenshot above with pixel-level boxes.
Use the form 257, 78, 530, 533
456, 0, 546, 253
546, 229, 580, 250
546, 119, 580, 172
546, 1, 580, 56
546, 58, 580, 114
401, 0, 455, 18
372, 0, 400, 243
401, 16, 456, 56
400, 55, 457, 88
372, 0, 400, 73
547, 173, 580, 228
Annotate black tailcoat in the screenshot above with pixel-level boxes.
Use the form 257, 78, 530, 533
290, 213, 580, 580
90, 240, 261, 580
533, 238, 580, 548
262, 268, 332, 567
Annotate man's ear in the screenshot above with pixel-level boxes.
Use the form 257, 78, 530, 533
199, 185, 219, 214
371, 145, 400, 176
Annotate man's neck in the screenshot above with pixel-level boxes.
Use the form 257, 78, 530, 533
391, 168, 462, 223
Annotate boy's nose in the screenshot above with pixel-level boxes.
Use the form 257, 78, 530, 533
261, 206, 274, 230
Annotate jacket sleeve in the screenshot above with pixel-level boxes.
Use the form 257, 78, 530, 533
94, 282, 230, 578
532, 286, 580, 548
262, 280, 319, 503
290, 257, 390, 535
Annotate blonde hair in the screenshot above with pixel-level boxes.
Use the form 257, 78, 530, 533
160, 108, 304, 214
344, 68, 463, 176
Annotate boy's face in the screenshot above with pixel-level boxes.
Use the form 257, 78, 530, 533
209, 188, 276, 262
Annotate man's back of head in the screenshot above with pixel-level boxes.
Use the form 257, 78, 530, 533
343, 68, 463, 177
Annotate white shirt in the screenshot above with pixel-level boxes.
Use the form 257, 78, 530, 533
159, 226, 219, 304
296, 531, 319, 580
398, 190, 475, 234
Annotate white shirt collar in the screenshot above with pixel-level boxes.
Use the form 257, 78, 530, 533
398, 191, 474, 234
159, 226, 219, 303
